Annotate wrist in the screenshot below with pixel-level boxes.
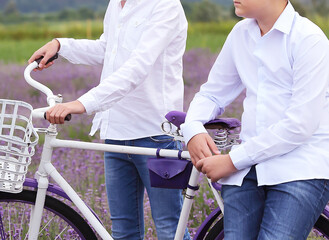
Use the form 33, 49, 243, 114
51, 39, 60, 52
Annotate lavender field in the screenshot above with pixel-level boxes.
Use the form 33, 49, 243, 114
0, 48, 244, 238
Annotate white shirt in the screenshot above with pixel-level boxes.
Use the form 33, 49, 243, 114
182, 2, 329, 186
57, 0, 187, 140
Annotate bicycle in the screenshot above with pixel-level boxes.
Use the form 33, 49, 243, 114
0, 55, 327, 240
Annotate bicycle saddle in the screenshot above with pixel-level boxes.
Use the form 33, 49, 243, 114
165, 111, 241, 130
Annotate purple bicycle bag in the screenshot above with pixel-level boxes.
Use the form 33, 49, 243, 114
147, 157, 193, 189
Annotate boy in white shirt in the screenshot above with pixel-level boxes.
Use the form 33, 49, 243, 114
182, 0, 329, 239
29, 0, 190, 239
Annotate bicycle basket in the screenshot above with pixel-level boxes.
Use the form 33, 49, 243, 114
0, 99, 38, 193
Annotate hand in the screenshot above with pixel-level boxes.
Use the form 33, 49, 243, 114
196, 154, 237, 182
46, 100, 86, 124
187, 133, 220, 165
28, 39, 60, 71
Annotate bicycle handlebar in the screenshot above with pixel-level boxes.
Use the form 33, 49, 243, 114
24, 62, 55, 106
35, 53, 59, 66
24, 53, 71, 121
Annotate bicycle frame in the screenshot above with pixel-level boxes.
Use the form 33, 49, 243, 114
28, 126, 197, 239
22, 57, 226, 240
28, 127, 225, 240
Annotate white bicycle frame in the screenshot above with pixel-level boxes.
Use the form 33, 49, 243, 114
24, 61, 224, 240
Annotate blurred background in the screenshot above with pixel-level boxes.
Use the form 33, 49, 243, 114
0, 0, 328, 238
0, 0, 328, 63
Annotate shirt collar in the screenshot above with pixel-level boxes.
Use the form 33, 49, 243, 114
272, 1, 295, 35
248, 1, 295, 40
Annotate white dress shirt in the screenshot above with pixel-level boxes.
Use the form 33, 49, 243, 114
182, 2, 329, 186
57, 0, 187, 140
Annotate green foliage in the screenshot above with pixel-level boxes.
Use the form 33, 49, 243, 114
3, 0, 20, 16
190, 0, 223, 22
290, 0, 308, 17
311, 0, 329, 17
0, 6, 105, 24
0, 20, 104, 41
0, 18, 328, 63
1, 0, 109, 13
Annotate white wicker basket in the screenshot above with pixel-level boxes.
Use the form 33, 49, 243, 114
0, 99, 38, 193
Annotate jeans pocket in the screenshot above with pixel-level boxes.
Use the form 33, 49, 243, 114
149, 135, 182, 150
150, 135, 174, 143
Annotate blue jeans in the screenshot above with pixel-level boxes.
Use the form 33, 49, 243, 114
222, 166, 329, 240
104, 135, 190, 240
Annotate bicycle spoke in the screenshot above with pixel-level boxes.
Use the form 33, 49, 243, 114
0, 199, 90, 240
55, 226, 68, 240
39, 216, 55, 234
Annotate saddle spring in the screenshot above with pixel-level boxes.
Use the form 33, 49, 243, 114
213, 129, 240, 151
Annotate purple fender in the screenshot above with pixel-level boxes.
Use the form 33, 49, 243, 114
23, 178, 103, 224
24, 178, 71, 200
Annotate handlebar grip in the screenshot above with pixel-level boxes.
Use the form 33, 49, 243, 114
35, 53, 59, 65
43, 112, 72, 122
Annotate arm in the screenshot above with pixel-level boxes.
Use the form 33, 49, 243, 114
78, 1, 186, 114
56, 34, 107, 66
181, 32, 244, 164
28, 34, 107, 70
45, 1, 186, 124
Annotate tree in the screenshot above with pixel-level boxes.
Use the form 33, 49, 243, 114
3, 0, 20, 16
181, 1, 193, 20
311, 0, 329, 17
191, 0, 222, 22
57, 8, 79, 21
78, 7, 95, 20
290, 0, 308, 17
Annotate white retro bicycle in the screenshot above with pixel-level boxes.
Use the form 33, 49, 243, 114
0, 54, 328, 239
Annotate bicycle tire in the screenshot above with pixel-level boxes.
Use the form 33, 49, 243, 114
204, 214, 329, 240
0, 190, 98, 240
204, 216, 223, 240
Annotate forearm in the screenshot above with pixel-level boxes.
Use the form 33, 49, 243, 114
57, 37, 106, 65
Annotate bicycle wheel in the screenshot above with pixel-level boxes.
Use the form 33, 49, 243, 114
0, 190, 98, 240
204, 214, 329, 240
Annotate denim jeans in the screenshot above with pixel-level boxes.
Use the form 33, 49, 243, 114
104, 135, 190, 240
222, 166, 329, 240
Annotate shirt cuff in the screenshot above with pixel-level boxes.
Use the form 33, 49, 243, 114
229, 144, 253, 170
56, 38, 70, 55
181, 121, 208, 145
77, 93, 98, 115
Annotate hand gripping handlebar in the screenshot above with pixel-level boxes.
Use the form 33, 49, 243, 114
24, 53, 71, 121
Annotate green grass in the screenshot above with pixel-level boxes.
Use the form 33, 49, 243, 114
0, 19, 329, 63
186, 32, 228, 52
0, 32, 228, 64
0, 39, 49, 64
0, 21, 235, 63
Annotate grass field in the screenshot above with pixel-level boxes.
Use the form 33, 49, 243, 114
0, 20, 236, 63
1, 18, 328, 63
0, 35, 229, 64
